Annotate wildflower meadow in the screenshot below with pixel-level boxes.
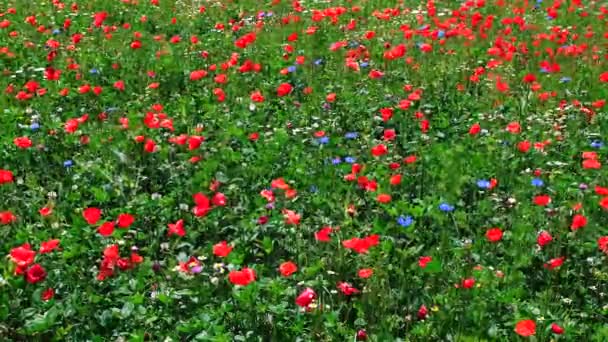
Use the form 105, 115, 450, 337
1, 0, 608, 340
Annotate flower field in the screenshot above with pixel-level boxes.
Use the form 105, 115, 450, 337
2, 0, 608, 340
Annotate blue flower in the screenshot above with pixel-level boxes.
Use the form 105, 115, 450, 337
559, 77, 572, 83
287, 65, 296, 73
397, 215, 413, 228
314, 59, 324, 66
439, 203, 454, 212
344, 156, 356, 164
437, 30, 445, 38
345, 132, 358, 139
309, 185, 318, 193
316, 137, 329, 145
531, 178, 544, 187
63, 160, 73, 168
591, 140, 603, 148
90, 68, 100, 75
30, 123, 40, 131
540, 67, 550, 73
331, 157, 342, 165
52, 29, 61, 35
360, 62, 369, 68
477, 179, 491, 189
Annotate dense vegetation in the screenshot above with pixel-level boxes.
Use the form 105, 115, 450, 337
1, 0, 608, 340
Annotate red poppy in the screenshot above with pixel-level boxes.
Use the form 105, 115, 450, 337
0, 169, 14, 184
14, 136, 33, 149
167, 219, 186, 237
418, 305, 428, 320
0, 211, 17, 225
277, 83, 293, 97
358, 268, 374, 278
469, 123, 481, 135
371, 144, 388, 157
570, 214, 587, 230
337, 282, 360, 295
282, 209, 301, 225
25, 264, 47, 284
83, 207, 102, 225
98, 222, 115, 236
39, 239, 60, 254
213, 241, 233, 258
39, 207, 52, 217
551, 323, 564, 335
533, 195, 551, 206
598, 236, 608, 254
514, 319, 536, 337
377, 194, 392, 203
537, 231, 553, 247
343, 235, 380, 253
315, 227, 333, 242
279, 261, 298, 277
295, 288, 316, 307
41, 288, 55, 301
228, 267, 256, 286
419, 256, 432, 268
544, 257, 565, 270
462, 278, 475, 289
486, 228, 503, 242
116, 213, 135, 228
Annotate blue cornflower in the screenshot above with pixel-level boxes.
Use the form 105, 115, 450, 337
477, 179, 491, 189
531, 178, 544, 187
52, 29, 61, 35
287, 65, 296, 73
360, 62, 369, 68
314, 59, 324, 66
540, 67, 550, 73
30, 123, 40, 131
559, 77, 572, 83
266, 11, 274, 17
397, 215, 413, 228
345, 132, 358, 139
439, 203, 454, 212
437, 30, 445, 38
63, 160, 73, 168
344, 156, 356, 164
591, 140, 603, 148
317, 137, 329, 144
90, 68, 99, 75
331, 157, 342, 165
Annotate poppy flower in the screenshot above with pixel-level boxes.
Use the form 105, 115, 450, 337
116, 213, 135, 228
167, 219, 186, 237
598, 236, 608, 254
39, 207, 52, 217
551, 323, 564, 335
418, 305, 428, 319
14, 136, 32, 149
213, 241, 233, 258
295, 288, 316, 307
358, 268, 373, 278
419, 256, 432, 268
39, 239, 60, 254
277, 83, 293, 97
228, 267, 256, 286
25, 264, 47, 284
544, 257, 565, 270
0, 169, 14, 184
537, 231, 553, 247
533, 195, 551, 206
486, 228, 503, 242
337, 282, 359, 295
98, 222, 115, 236
570, 214, 587, 230
83, 207, 102, 225
279, 261, 298, 277
0, 211, 17, 225
315, 227, 333, 242
41, 288, 55, 301
462, 278, 475, 289
514, 319, 536, 337
343, 235, 379, 253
